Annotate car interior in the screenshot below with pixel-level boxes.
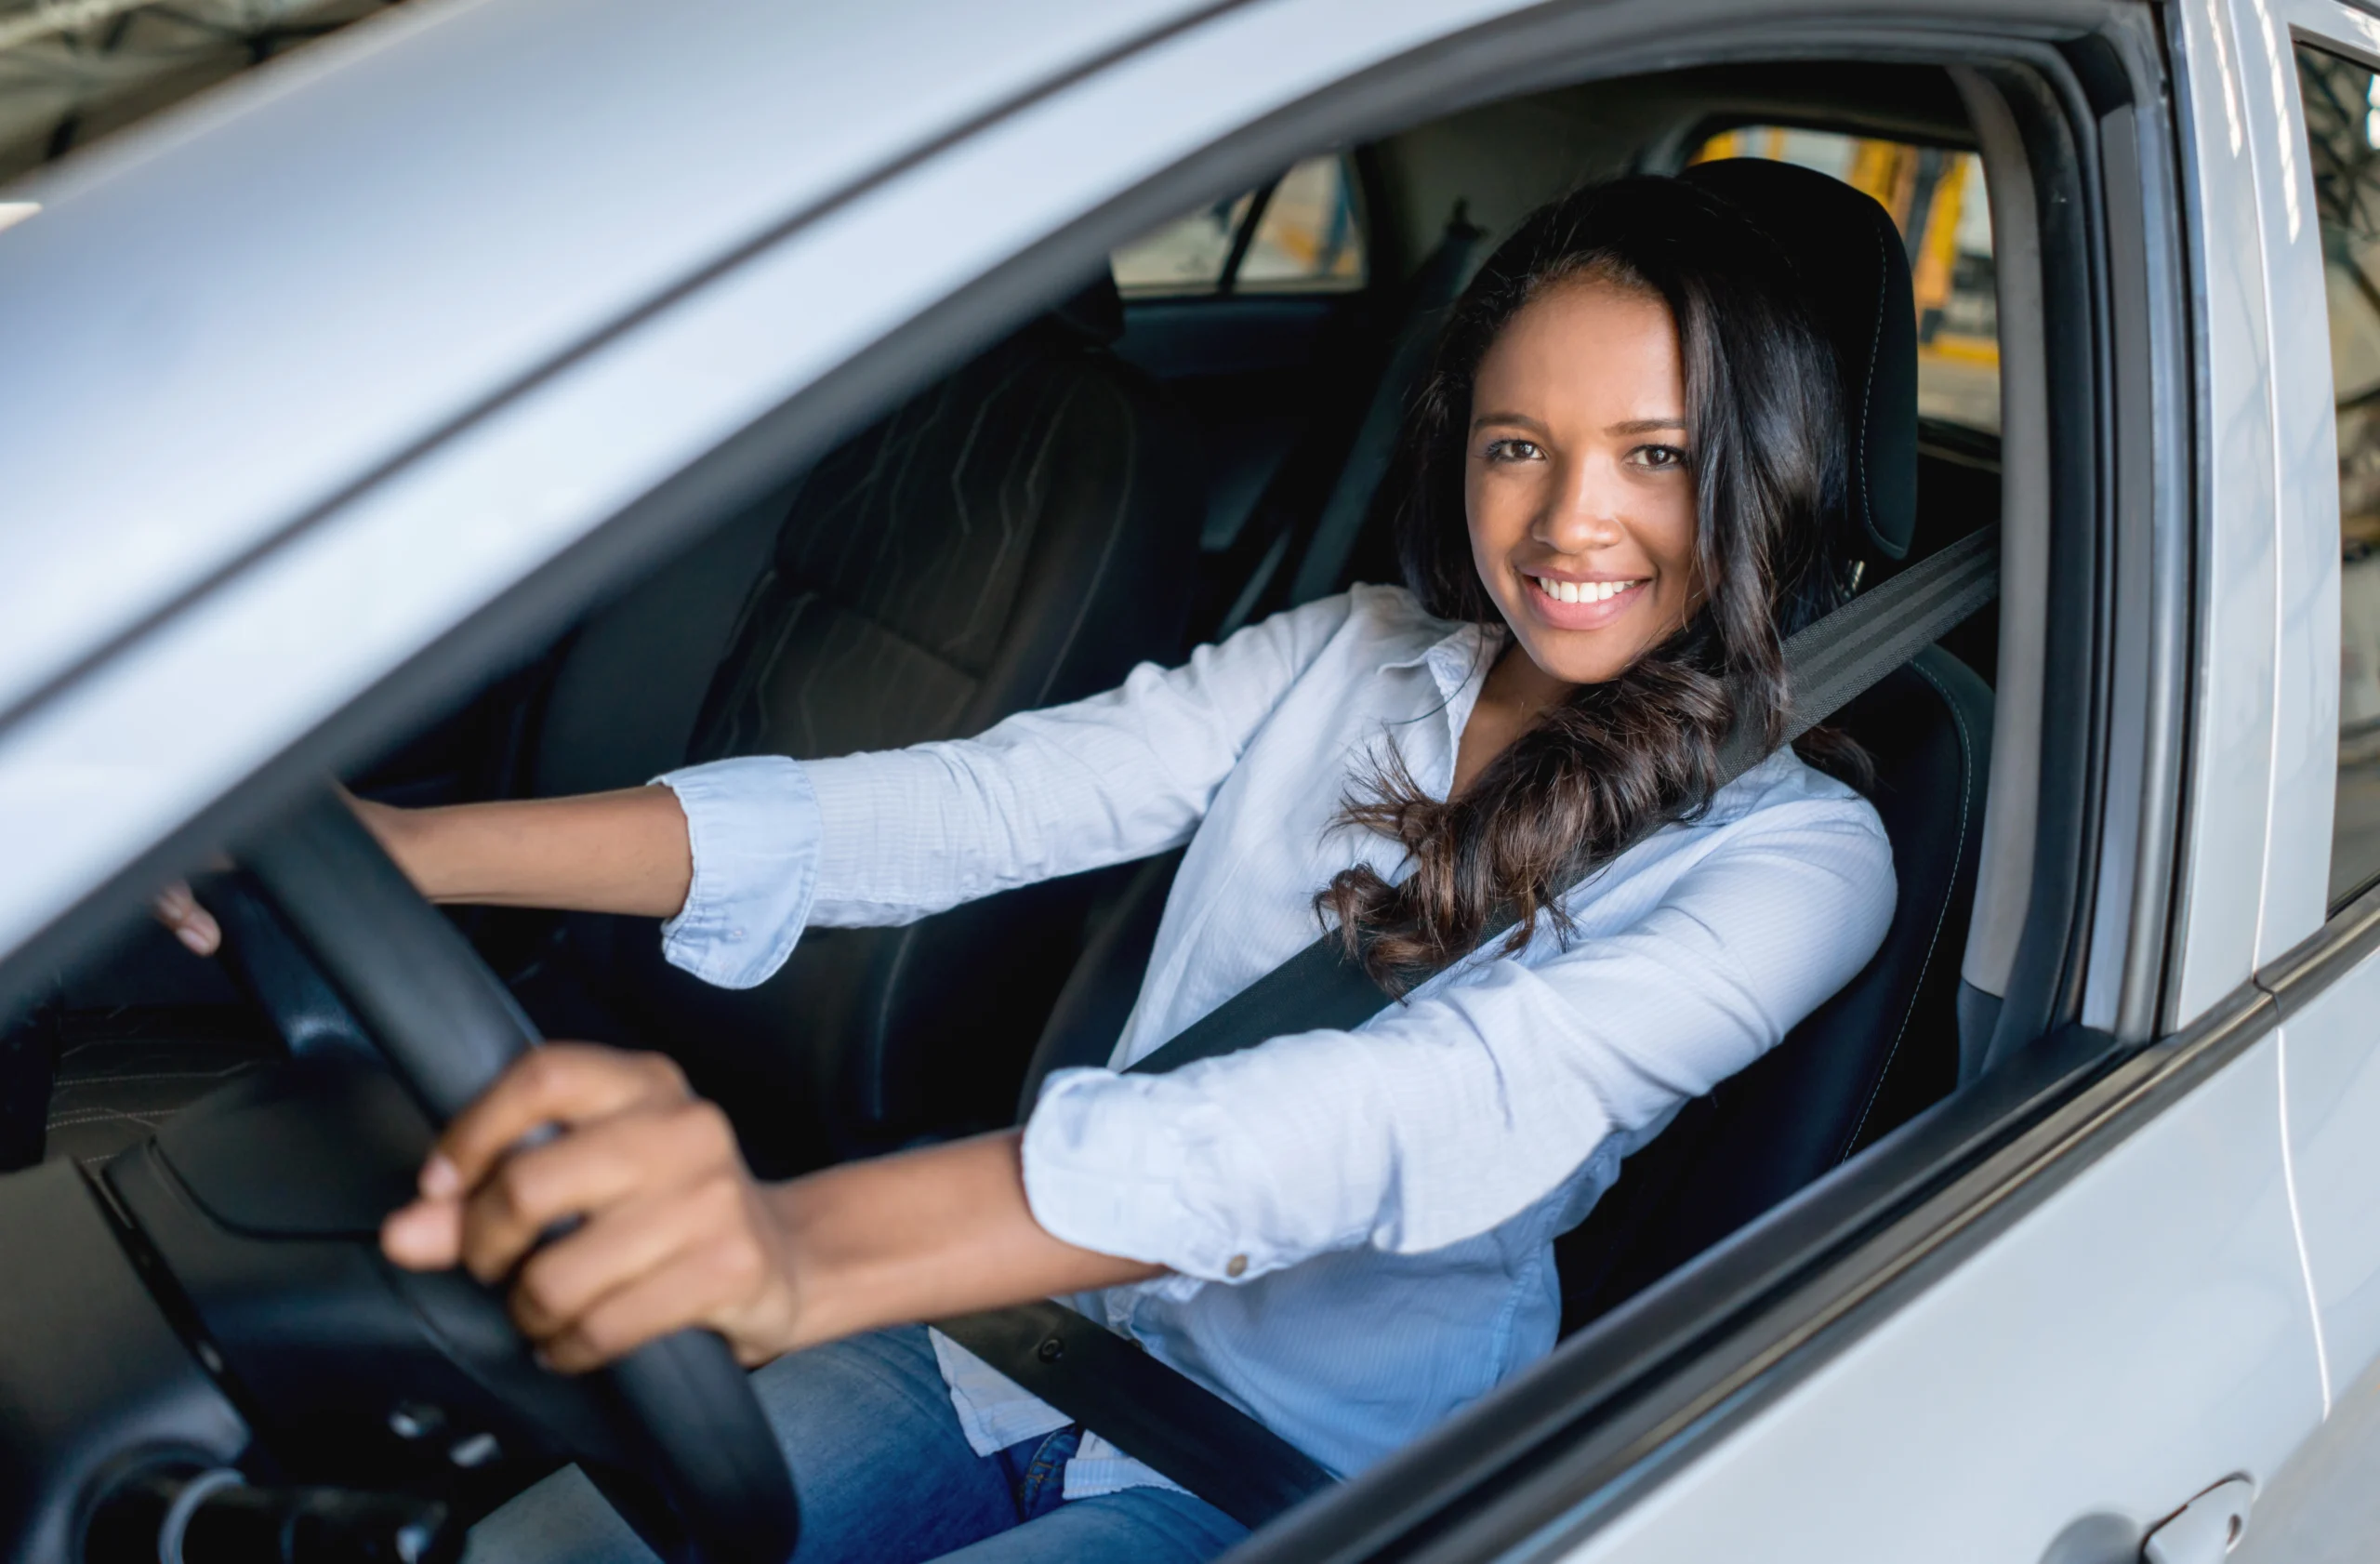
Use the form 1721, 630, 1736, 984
0, 49, 2033, 1546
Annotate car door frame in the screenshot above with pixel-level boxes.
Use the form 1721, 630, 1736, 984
2218, 0, 2380, 1493
0, 0, 2212, 1557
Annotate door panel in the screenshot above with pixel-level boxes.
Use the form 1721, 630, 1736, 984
1565, 1037, 2321, 1564
2278, 944, 2380, 1403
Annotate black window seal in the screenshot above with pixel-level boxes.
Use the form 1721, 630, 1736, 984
1214, 172, 1281, 296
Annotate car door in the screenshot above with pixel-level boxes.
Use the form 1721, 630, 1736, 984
0, 3, 2340, 1563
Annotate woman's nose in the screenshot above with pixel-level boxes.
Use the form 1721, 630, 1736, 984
1535, 463, 1628, 553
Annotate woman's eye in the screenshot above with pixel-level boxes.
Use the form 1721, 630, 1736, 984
1484, 438, 1543, 462
1631, 444, 1688, 471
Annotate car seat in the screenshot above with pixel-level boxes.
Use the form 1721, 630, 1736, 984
522, 271, 1204, 1176
1552, 158, 1992, 1329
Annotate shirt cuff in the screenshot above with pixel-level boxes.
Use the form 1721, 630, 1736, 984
1020, 1067, 1292, 1288
652, 755, 820, 989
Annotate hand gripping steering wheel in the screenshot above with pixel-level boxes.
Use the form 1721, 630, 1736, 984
236, 789, 800, 1564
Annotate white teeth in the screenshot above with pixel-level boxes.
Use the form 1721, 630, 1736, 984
1532, 576, 1642, 605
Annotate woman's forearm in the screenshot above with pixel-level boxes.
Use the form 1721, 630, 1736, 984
359, 787, 694, 918
766, 1131, 1163, 1352
379, 1047, 1160, 1369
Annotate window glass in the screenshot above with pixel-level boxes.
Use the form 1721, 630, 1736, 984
1109, 190, 1260, 297
2295, 45, 2380, 905
1236, 154, 1365, 292
1110, 154, 1365, 298
1691, 126, 2000, 432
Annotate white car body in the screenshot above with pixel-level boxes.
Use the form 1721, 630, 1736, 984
3, 0, 2376, 1557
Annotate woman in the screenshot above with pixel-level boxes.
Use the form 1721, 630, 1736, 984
165, 175, 1897, 1564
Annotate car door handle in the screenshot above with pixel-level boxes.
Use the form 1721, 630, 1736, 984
2141, 1478, 2254, 1564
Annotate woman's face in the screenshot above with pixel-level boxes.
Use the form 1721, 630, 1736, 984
1464, 275, 1700, 688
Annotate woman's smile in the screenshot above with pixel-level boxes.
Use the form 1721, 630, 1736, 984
1521, 570, 1652, 629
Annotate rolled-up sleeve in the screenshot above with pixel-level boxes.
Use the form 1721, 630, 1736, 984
1019, 796, 1897, 1284
654, 755, 822, 989
649, 593, 1355, 990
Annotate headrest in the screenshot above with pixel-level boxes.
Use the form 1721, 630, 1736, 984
1044, 267, 1125, 345
1681, 158, 1918, 562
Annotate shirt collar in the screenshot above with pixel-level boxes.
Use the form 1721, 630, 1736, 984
1380, 618, 1500, 777
1380, 618, 1498, 696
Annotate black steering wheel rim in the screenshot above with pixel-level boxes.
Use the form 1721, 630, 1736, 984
231, 787, 800, 1564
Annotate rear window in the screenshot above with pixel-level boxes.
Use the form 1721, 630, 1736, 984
1110, 153, 1366, 298
2294, 43, 2380, 906
1690, 126, 2000, 433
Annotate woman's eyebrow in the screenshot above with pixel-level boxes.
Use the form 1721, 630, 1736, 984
1470, 410, 1547, 433
1607, 417, 1687, 435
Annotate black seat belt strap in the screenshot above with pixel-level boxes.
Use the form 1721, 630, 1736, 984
931, 1303, 1334, 1528
941, 524, 2000, 1527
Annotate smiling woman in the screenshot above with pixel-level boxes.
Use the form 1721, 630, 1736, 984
1320, 174, 1862, 989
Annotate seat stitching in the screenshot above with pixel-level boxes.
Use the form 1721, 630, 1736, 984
48, 1065, 262, 1088
1840, 656, 1976, 1159
45, 1108, 173, 1130
1025, 376, 1142, 708
1857, 222, 1886, 551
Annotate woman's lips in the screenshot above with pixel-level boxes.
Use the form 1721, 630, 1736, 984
1522, 572, 1648, 630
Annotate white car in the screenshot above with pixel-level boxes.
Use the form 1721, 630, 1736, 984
0, 0, 2374, 1559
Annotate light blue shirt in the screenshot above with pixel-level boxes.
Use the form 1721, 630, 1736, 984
655, 584, 1895, 1499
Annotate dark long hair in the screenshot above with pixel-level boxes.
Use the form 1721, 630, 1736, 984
1319, 176, 1861, 989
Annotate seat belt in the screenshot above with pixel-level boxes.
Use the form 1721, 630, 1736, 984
936, 523, 2001, 1528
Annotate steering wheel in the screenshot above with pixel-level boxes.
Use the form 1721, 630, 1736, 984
226, 788, 800, 1564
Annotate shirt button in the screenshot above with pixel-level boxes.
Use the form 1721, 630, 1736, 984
1225, 1254, 1249, 1279
726, 928, 745, 943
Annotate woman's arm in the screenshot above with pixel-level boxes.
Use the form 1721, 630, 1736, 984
358, 789, 694, 916
156, 788, 696, 957
159, 595, 1356, 967
378, 1043, 1161, 1370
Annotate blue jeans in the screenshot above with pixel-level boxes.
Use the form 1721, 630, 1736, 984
464, 1326, 1248, 1564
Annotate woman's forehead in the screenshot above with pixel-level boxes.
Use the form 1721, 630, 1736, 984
1474, 279, 1683, 415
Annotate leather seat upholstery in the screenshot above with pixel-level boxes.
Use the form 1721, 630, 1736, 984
541, 272, 1203, 1175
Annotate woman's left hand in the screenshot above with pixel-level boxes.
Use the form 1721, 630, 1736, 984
380, 1044, 803, 1372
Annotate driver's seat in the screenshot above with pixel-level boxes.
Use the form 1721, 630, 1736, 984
1551, 159, 1992, 1328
